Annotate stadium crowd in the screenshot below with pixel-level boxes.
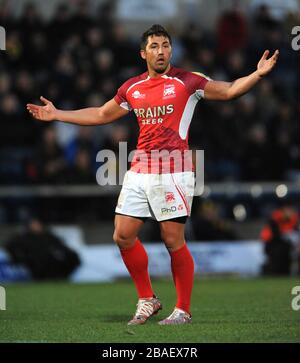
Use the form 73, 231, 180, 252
1, 1, 300, 186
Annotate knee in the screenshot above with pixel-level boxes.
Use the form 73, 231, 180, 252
161, 231, 185, 251
113, 229, 135, 249
161, 232, 177, 249
161, 234, 175, 248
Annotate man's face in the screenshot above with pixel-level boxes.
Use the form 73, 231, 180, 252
141, 35, 172, 74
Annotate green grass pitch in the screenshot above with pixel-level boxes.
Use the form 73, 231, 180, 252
0, 277, 299, 343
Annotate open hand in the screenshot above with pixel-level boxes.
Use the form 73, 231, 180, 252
27, 96, 57, 122
257, 49, 279, 77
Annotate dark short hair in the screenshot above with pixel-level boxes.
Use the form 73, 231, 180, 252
140, 24, 172, 50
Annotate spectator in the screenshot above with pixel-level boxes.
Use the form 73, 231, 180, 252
64, 147, 95, 184
73, 72, 94, 105
255, 79, 278, 121
180, 23, 205, 62
19, 3, 45, 68
98, 124, 131, 183
47, 3, 72, 56
253, 4, 280, 38
261, 204, 300, 275
0, 93, 36, 147
69, 0, 94, 39
241, 124, 273, 181
4, 218, 80, 280
14, 70, 35, 101
64, 126, 96, 167
96, 0, 115, 35
192, 200, 238, 241
35, 126, 66, 183
217, 2, 248, 55
224, 50, 247, 80
110, 23, 138, 69
53, 52, 76, 96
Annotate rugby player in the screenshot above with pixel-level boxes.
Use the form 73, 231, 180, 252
27, 24, 279, 325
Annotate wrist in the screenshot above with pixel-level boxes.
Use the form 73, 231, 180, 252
54, 109, 63, 121
255, 70, 265, 79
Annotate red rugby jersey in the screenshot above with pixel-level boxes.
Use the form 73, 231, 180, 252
114, 66, 210, 173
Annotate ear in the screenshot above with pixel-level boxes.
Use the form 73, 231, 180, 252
140, 49, 146, 60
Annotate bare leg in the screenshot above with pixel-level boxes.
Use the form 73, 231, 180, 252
113, 214, 144, 249
160, 219, 185, 252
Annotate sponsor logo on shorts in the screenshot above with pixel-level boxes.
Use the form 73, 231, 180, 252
161, 206, 177, 215
165, 192, 175, 203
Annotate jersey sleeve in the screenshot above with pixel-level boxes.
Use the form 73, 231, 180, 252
190, 72, 212, 99
113, 81, 132, 111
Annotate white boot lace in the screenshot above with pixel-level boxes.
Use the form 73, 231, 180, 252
134, 299, 155, 318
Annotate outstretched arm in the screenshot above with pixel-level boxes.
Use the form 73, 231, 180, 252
204, 49, 279, 101
27, 97, 129, 125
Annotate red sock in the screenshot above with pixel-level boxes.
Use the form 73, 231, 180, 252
119, 238, 154, 299
170, 243, 194, 315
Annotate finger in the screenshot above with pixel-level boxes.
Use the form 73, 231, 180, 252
40, 96, 51, 105
26, 105, 40, 118
271, 49, 279, 60
27, 104, 39, 110
27, 106, 41, 115
34, 109, 42, 119
261, 50, 270, 60
26, 107, 35, 115
28, 110, 39, 119
28, 108, 38, 117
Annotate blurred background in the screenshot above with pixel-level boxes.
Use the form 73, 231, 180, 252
0, 0, 300, 282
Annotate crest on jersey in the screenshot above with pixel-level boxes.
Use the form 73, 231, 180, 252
165, 192, 176, 203
163, 84, 176, 99
132, 90, 145, 99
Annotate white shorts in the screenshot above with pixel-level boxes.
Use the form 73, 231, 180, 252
115, 170, 195, 222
